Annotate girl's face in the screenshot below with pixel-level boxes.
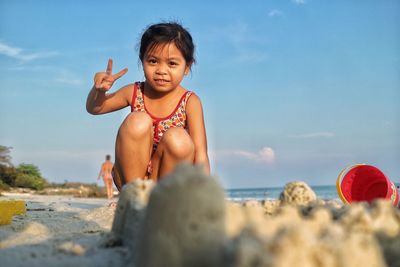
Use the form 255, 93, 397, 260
142, 42, 190, 93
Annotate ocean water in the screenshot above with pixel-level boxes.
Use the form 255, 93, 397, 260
225, 185, 339, 202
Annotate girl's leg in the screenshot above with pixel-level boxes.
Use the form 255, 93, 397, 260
113, 112, 153, 191
149, 128, 195, 181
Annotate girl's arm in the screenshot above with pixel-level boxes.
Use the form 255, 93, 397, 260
186, 94, 210, 175
86, 59, 132, 115
86, 84, 133, 115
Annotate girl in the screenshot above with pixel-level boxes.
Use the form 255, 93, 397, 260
86, 22, 210, 191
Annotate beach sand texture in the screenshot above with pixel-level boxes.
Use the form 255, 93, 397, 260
1, 164, 399, 267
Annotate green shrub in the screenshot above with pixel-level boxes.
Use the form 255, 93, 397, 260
13, 163, 48, 190
16, 164, 42, 177
0, 149, 49, 190
15, 174, 48, 190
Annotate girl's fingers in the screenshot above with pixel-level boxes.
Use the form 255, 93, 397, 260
112, 68, 128, 80
94, 73, 106, 89
95, 77, 102, 89
106, 59, 113, 74
97, 60, 126, 89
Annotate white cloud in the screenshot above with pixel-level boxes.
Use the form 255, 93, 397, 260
0, 41, 58, 62
234, 52, 268, 63
268, 9, 284, 18
54, 72, 85, 86
218, 146, 276, 164
259, 147, 276, 162
288, 132, 335, 139
7, 63, 85, 86
221, 21, 269, 63
55, 77, 84, 86
291, 0, 306, 4
8, 65, 53, 71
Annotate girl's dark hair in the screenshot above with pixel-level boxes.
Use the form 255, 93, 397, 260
106, 155, 111, 160
139, 22, 195, 66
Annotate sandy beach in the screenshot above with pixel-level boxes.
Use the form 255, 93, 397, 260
1, 165, 399, 267
0, 193, 126, 267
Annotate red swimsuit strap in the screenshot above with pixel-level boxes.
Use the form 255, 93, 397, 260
130, 82, 139, 112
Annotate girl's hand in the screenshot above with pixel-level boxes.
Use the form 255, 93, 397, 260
94, 59, 128, 92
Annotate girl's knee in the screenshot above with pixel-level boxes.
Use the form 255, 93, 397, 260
119, 112, 152, 137
162, 128, 194, 158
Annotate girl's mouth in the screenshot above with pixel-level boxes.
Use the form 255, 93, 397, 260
154, 79, 169, 86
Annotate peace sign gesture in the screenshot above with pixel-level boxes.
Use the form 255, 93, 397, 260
94, 59, 128, 92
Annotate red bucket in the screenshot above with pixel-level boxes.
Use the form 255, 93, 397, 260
336, 164, 399, 207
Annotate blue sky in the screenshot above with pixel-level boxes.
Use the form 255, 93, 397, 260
0, 0, 399, 188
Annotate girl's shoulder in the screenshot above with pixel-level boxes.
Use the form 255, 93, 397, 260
185, 92, 203, 114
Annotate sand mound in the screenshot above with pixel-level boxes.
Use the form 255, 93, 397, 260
110, 164, 399, 267
1, 165, 399, 267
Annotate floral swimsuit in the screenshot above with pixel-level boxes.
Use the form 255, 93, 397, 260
130, 81, 194, 177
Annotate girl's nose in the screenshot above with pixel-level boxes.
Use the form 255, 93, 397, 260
155, 64, 167, 75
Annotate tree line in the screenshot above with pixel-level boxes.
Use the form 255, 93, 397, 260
0, 145, 48, 190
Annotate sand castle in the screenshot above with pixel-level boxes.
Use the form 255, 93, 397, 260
108, 164, 225, 266
109, 164, 400, 267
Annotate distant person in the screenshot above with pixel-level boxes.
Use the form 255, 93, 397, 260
86, 22, 210, 191
97, 155, 114, 200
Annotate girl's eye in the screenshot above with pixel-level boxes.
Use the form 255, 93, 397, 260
148, 59, 157, 64
169, 61, 178, 66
